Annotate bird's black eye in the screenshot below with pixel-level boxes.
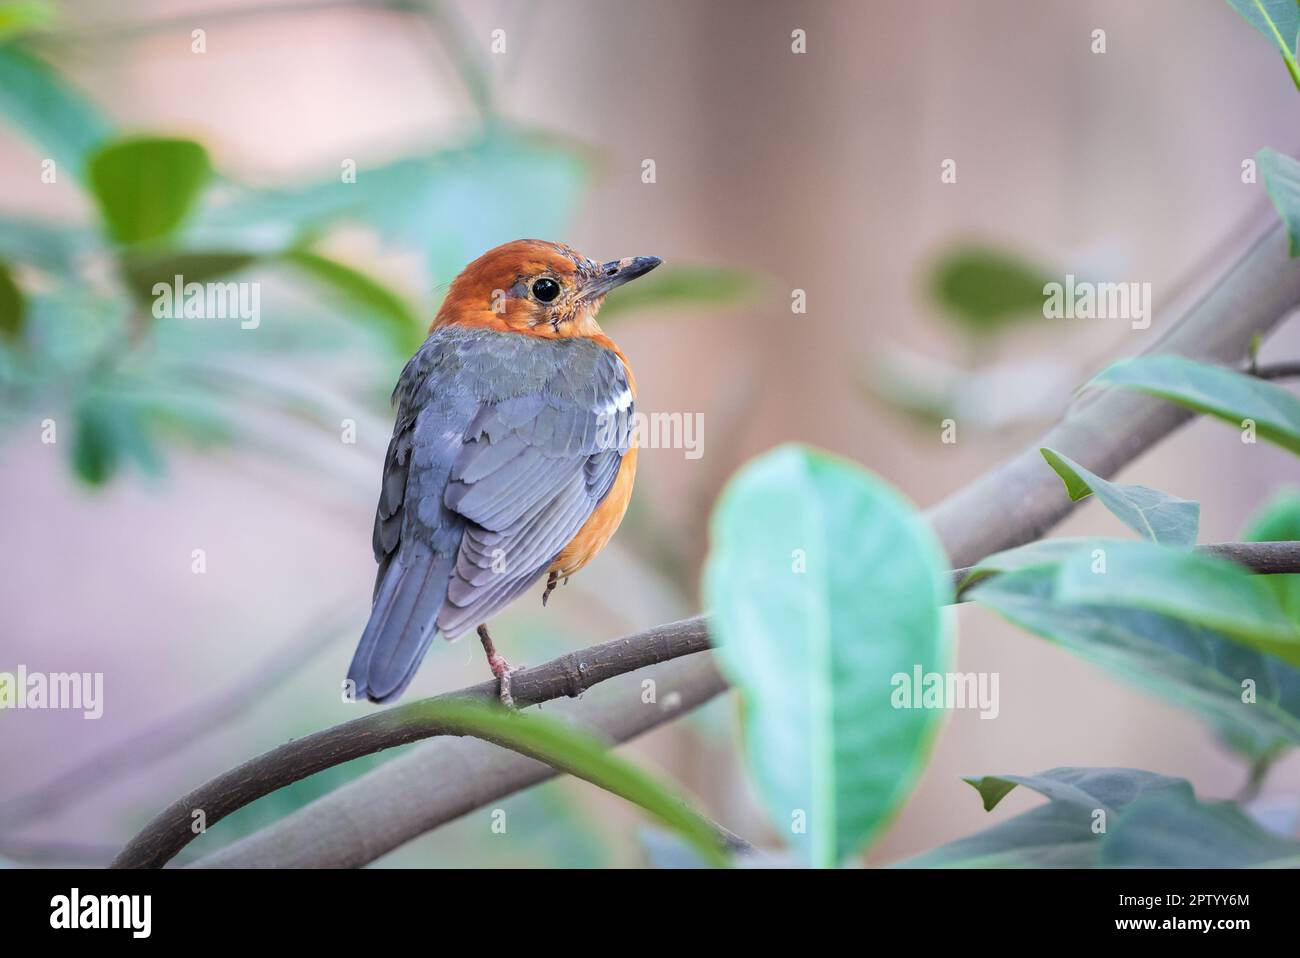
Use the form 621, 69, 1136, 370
531, 278, 561, 303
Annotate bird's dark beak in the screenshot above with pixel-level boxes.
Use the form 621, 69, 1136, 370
584, 255, 662, 299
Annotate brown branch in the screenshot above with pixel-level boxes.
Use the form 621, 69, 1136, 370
111, 617, 712, 868
117, 215, 1300, 870
183, 655, 726, 868
930, 215, 1300, 568
1248, 360, 1300, 381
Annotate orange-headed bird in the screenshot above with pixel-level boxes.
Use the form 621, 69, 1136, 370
347, 239, 659, 705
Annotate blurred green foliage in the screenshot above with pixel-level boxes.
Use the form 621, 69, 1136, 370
927, 244, 1055, 338
88, 136, 213, 245
0, 35, 751, 489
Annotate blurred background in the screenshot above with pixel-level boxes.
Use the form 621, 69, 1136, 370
2, 0, 1300, 867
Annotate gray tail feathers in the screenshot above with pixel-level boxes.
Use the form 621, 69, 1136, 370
347, 552, 452, 702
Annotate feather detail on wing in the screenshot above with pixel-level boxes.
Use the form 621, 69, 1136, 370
347, 326, 632, 702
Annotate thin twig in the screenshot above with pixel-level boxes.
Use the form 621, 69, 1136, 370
111, 618, 712, 868
1247, 359, 1300, 381
948, 540, 1300, 597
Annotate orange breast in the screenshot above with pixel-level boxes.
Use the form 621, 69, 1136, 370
549, 445, 638, 578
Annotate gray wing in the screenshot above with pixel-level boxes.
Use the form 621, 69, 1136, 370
348, 327, 632, 702
435, 344, 633, 638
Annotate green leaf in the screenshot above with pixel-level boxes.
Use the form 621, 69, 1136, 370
70, 392, 164, 486
1091, 354, 1300, 455
703, 443, 952, 867
413, 699, 730, 867
902, 768, 1191, 867
957, 536, 1107, 595
118, 249, 260, 304
970, 563, 1300, 746
0, 2, 56, 42
1227, 1, 1300, 92
0, 259, 23, 340
0, 42, 111, 181
1052, 540, 1300, 665
964, 768, 1190, 816
282, 249, 424, 356
1101, 788, 1300, 867
927, 245, 1054, 337
1259, 148, 1300, 255
1039, 447, 1199, 545
597, 266, 756, 321
88, 137, 213, 245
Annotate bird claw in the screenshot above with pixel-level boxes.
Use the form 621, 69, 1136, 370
487, 652, 524, 709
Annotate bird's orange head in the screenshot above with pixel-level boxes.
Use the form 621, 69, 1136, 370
432, 239, 661, 338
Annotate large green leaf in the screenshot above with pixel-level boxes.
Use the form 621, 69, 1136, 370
283, 249, 425, 356
0, 42, 111, 181
1053, 540, 1300, 666
1101, 788, 1300, 867
597, 266, 756, 321
703, 444, 952, 867
1090, 355, 1300, 455
1040, 448, 1198, 545
901, 768, 1190, 867
927, 245, 1054, 337
1259, 148, 1300, 256
1227, 0, 1300, 91
414, 699, 729, 867
88, 137, 213, 245
970, 563, 1300, 745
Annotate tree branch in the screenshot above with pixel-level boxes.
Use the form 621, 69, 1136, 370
931, 216, 1300, 568
116, 215, 1300, 870
182, 655, 726, 868
1249, 360, 1300, 381
111, 618, 714, 868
